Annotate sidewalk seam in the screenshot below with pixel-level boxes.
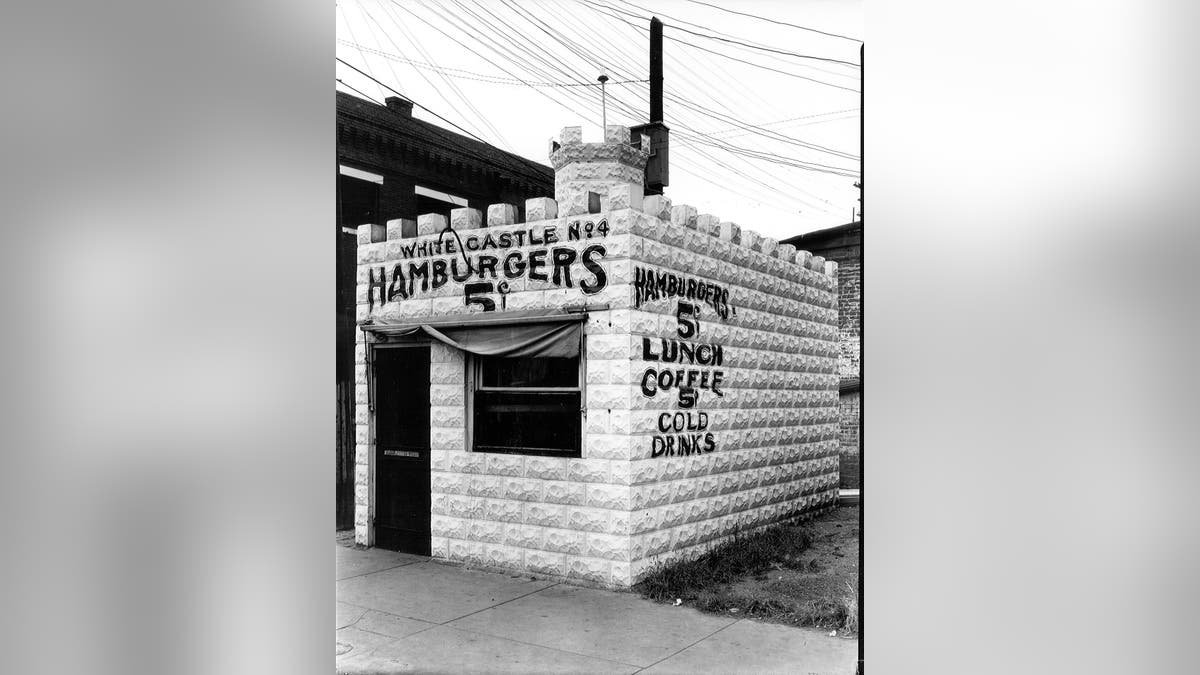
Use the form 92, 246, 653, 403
447, 624, 645, 670
441, 580, 562, 624
630, 618, 741, 674
335, 558, 425, 581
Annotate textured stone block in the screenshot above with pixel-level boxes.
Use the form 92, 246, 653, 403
431, 405, 464, 428
670, 204, 698, 229
505, 524, 543, 550
525, 503, 568, 529
604, 124, 630, 143
643, 194, 672, 220
695, 214, 721, 236
567, 556, 611, 584
587, 533, 629, 561
825, 260, 838, 277
544, 528, 586, 555
504, 477, 543, 502
483, 543, 524, 570
430, 384, 465, 407
718, 221, 741, 244
417, 213, 447, 236
543, 480, 587, 506
357, 223, 385, 244
568, 459, 611, 483
386, 218, 415, 240
450, 207, 483, 231
486, 203, 518, 227
485, 454, 525, 477
524, 457, 569, 481
600, 182, 644, 211
567, 507, 610, 533
528, 550, 568, 577
776, 243, 796, 261
524, 196, 558, 222
587, 483, 629, 510
560, 126, 582, 145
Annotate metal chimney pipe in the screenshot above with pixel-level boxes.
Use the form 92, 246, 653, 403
650, 17, 663, 123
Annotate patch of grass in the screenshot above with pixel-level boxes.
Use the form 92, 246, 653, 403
634, 506, 860, 636
635, 525, 812, 603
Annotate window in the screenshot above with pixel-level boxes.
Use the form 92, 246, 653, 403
471, 354, 582, 457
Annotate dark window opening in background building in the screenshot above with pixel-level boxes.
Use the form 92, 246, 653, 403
414, 185, 467, 223
472, 354, 582, 457
338, 168, 382, 229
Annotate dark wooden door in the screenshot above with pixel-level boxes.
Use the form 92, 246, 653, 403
373, 345, 431, 555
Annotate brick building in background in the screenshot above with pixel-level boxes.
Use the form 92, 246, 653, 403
782, 221, 861, 489
336, 91, 555, 528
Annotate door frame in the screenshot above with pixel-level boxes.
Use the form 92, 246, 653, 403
366, 339, 431, 549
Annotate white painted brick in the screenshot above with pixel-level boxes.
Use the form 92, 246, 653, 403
487, 203, 518, 227
543, 480, 587, 506
544, 528, 586, 555
567, 507, 610, 533
643, 194, 672, 220
482, 543, 524, 569
450, 207, 483, 230
587, 483, 629, 510
431, 405, 464, 428
524, 503, 568, 529
417, 213, 447, 235
485, 454, 525, 477
567, 556, 611, 584
505, 524, 544, 549
567, 459, 611, 483
587, 533, 629, 561
527, 550, 568, 577
430, 536, 449, 558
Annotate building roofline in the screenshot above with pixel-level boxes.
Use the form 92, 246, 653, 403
781, 220, 862, 249
336, 91, 554, 183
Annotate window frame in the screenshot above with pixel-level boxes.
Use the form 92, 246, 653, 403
466, 346, 586, 458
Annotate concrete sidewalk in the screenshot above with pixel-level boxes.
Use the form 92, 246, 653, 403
336, 544, 856, 674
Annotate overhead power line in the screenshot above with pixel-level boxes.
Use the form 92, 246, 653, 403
579, 2, 861, 93
609, 0, 859, 81
336, 57, 555, 186
338, 40, 647, 87
337, 56, 489, 144
336, 78, 384, 105
707, 109, 862, 136
581, 0, 859, 67
682, 0, 863, 43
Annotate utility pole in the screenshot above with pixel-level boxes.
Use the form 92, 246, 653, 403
631, 16, 669, 194
597, 70, 609, 131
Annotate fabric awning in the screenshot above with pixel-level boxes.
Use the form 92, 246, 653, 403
359, 309, 586, 358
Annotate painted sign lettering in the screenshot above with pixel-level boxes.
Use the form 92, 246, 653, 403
367, 220, 610, 311
633, 267, 734, 320
642, 287, 734, 458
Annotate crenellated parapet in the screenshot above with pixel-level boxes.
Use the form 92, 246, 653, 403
550, 125, 650, 217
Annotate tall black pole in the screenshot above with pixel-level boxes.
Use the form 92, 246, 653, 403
650, 17, 663, 123
856, 41, 864, 675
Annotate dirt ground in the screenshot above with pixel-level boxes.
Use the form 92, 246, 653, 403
725, 505, 860, 633
636, 504, 861, 636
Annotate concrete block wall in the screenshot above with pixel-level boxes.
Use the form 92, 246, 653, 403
353, 126, 840, 587
619, 206, 841, 583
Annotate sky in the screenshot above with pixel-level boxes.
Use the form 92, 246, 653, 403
336, 0, 863, 239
